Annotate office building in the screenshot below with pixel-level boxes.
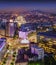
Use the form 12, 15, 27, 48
5, 22, 16, 37
0, 38, 7, 61
19, 31, 28, 39
31, 45, 44, 60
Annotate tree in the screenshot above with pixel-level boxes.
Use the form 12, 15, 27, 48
10, 62, 14, 65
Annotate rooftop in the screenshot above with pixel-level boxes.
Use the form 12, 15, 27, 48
38, 31, 56, 38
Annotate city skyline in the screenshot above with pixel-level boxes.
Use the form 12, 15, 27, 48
0, 2, 56, 14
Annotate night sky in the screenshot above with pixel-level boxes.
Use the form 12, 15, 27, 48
0, 0, 56, 13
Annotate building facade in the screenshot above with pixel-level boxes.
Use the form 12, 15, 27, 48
5, 22, 17, 37
0, 38, 7, 61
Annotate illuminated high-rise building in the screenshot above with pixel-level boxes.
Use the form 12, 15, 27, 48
5, 22, 17, 37
0, 38, 7, 61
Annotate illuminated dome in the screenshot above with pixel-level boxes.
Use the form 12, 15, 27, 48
21, 39, 30, 44
14, 16, 26, 27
